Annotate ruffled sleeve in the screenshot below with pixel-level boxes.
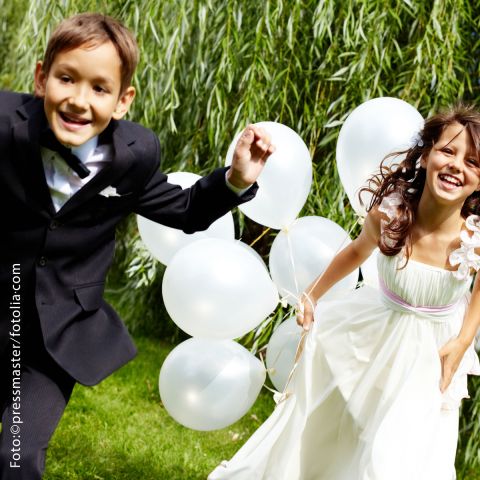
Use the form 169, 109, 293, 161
449, 215, 480, 280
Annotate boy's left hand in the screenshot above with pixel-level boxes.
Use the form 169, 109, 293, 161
439, 337, 469, 392
227, 124, 275, 189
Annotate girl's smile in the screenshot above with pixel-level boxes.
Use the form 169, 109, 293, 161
437, 173, 462, 190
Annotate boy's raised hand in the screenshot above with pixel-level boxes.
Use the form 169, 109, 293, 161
227, 124, 275, 189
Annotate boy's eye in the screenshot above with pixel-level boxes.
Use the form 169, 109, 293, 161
94, 85, 107, 94
59, 75, 72, 83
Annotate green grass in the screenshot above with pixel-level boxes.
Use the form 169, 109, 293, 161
43, 336, 480, 480
43, 337, 275, 480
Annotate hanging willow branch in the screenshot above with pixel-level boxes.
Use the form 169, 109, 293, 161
1, 2, 480, 474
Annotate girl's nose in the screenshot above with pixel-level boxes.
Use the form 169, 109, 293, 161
447, 155, 462, 172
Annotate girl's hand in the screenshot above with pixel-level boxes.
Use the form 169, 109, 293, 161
227, 125, 275, 189
438, 337, 470, 392
296, 292, 315, 331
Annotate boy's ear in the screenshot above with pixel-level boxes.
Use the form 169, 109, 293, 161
34, 62, 47, 97
112, 86, 136, 120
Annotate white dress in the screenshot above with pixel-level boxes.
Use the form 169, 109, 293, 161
209, 210, 480, 480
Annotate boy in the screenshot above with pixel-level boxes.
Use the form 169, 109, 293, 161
0, 13, 273, 479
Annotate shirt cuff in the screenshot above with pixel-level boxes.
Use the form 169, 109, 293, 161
225, 171, 253, 196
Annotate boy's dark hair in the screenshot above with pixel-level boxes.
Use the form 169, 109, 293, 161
42, 13, 139, 94
360, 103, 480, 260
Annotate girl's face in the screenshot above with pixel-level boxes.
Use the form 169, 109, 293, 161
421, 122, 480, 206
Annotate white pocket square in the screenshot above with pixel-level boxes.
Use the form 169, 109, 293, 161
99, 186, 121, 197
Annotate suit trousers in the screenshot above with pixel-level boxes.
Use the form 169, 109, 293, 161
0, 305, 75, 480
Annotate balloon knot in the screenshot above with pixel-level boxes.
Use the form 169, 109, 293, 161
280, 297, 289, 308
273, 391, 292, 404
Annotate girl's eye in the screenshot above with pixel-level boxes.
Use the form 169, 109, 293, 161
441, 148, 453, 155
467, 158, 479, 167
59, 75, 72, 83
94, 85, 107, 94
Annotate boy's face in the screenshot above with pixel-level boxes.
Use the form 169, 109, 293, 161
34, 41, 135, 147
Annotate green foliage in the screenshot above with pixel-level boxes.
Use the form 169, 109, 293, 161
43, 337, 276, 479
2, 0, 479, 338
2, 0, 480, 473
458, 376, 480, 476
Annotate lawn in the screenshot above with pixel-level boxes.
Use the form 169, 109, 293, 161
43, 337, 275, 480
43, 336, 480, 480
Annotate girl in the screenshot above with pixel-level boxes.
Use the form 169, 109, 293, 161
209, 105, 480, 480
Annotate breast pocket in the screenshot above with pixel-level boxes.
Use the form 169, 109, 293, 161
92, 192, 135, 221
74, 282, 105, 312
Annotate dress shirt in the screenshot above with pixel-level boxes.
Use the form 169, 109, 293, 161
41, 135, 112, 212
41, 135, 252, 212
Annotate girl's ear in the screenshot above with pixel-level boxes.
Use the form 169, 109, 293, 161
419, 154, 427, 169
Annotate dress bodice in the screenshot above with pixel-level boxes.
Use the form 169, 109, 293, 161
378, 253, 472, 308
377, 193, 480, 308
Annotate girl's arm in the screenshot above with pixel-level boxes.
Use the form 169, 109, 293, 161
297, 208, 381, 330
439, 273, 480, 392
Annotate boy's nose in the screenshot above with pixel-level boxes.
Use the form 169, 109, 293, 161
68, 87, 89, 110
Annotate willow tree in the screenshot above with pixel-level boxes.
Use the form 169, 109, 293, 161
1, 0, 479, 475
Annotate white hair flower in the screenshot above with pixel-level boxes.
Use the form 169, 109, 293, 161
409, 131, 424, 149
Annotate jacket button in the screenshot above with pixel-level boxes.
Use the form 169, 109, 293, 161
49, 220, 59, 230
38, 256, 47, 267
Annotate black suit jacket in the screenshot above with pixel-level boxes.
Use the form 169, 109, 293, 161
0, 91, 257, 386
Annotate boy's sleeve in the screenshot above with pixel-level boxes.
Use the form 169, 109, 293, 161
133, 135, 258, 234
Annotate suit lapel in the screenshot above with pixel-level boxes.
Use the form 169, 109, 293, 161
12, 97, 56, 218
56, 121, 135, 218
11, 99, 136, 219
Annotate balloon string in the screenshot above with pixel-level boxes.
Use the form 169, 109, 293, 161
273, 329, 309, 404
286, 231, 300, 300
274, 217, 360, 405
250, 227, 271, 248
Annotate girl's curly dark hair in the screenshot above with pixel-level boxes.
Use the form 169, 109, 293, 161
360, 104, 480, 260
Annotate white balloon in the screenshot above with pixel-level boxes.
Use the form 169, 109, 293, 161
137, 172, 235, 265
226, 122, 312, 229
159, 338, 266, 431
163, 238, 279, 339
266, 316, 303, 392
234, 240, 269, 272
361, 248, 380, 289
336, 97, 424, 216
269, 216, 358, 306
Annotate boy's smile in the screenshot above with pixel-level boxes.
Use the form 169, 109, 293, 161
34, 41, 135, 147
